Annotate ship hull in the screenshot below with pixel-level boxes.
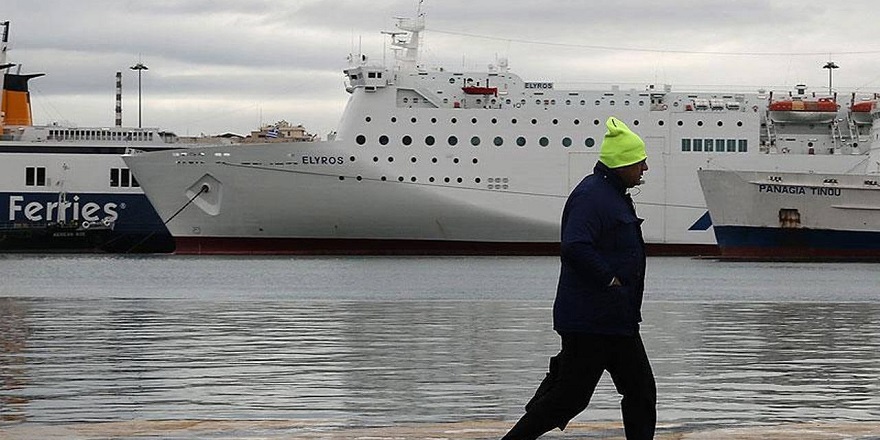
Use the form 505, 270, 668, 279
711, 225, 880, 261
698, 169, 880, 261
1, 191, 174, 253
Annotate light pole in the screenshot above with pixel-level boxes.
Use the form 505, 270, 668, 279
822, 61, 838, 95
129, 62, 148, 128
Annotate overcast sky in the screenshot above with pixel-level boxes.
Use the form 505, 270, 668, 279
4, 0, 880, 138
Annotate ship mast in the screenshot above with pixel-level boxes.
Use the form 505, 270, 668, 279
388, 6, 425, 73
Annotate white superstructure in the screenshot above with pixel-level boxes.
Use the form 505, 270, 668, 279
124, 13, 879, 255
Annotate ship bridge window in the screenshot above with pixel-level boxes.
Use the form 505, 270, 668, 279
25, 167, 47, 187
704, 139, 714, 152
681, 139, 692, 151
727, 139, 736, 152
738, 139, 748, 152
716, 139, 726, 153
693, 139, 703, 151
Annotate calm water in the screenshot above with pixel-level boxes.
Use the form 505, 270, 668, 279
1, 255, 879, 439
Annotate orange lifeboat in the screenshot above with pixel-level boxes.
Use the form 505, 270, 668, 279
462, 86, 497, 96
849, 100, 874, 125
768, 97, 838, 123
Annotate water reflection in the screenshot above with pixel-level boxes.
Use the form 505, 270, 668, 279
1, 296, 878, 433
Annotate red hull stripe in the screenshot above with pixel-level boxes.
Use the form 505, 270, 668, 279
173, 237, 718, 257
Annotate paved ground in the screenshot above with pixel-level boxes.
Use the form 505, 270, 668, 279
3, 419, 880, 439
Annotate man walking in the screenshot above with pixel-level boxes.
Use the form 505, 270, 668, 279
502, 116, 656, 439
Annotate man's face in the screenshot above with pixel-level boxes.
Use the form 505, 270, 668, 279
615, 160, 648, 188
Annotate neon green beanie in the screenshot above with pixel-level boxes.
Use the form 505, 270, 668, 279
599, 117, 647, 169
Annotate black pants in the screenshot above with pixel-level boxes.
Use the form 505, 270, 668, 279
502, 332, 656, 440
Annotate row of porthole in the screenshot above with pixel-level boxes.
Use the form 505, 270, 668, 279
358, 134, 598, 148
364, 116, 746, 128
340, 175, 487, 184
371, 156, 480, 164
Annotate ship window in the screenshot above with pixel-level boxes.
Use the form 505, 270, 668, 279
494, 136, 503, 146
727, 139, 736, 152
425, 135, 435, 146
379, 135, 389, 145
373, 156, 379, 162
595, 100, 601, 105
391, 117, 397, 123
539, 137, 549, 147
566, 100, 571, 105
402, 135, 412, 146
475, 177, 481, 183
368, 72, 376, 78
681, 139, 692, 151
110, 168, 120, 187
716, 139, 726, 153
451, 118, 457, 124
517, 136, 526, 147
677, 120, 683, 126
471, 118, 478, 124
610, 100, 616, 106
471, 136, 480, 146
693, 139, 703, 151
737, 121, 743, 127
491, 118, 498, 124
411, 117, 417, 123
697, 120, 704, 126
562, 137, 572, 148
704, 139, 714, 152
356, 135, 366, 145
552, 119, 559, 125
594, 119, 600, 125
448, 135, 458, 146
25, 167, 47, 186
121, 168, 131, 187
511, 118, 518, 124
574, 119, 580, 125
473, 158, 479, 164
585, 137, 595, 148
633, 120, 640, 126
453, 158, 460, 164
531, 119, 537, 125
658, 120, 664, 126
580, 100, 586, 105
449, 78, 455, 84
431, 117, 437, 123
738, 139, 748, 152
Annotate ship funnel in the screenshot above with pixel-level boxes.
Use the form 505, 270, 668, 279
2, 71, 45, 126
0, 21, 45, 127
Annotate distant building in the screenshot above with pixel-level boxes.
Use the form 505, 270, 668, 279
247, 120, 317, 143
176, 121, 316, 145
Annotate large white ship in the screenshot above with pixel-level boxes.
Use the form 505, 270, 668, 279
124, 13, 880, 255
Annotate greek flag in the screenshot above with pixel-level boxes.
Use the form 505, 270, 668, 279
266, 127, 279, 138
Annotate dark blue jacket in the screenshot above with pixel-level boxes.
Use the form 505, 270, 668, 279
553, 162, 646, 336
